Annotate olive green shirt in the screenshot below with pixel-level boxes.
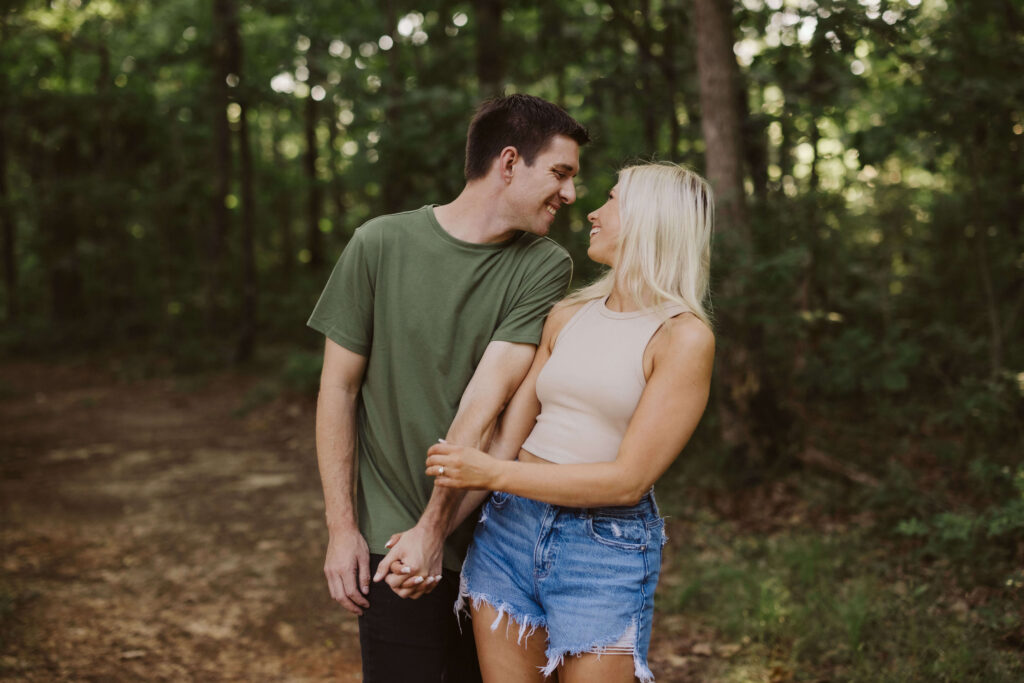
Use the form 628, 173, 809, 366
308, 206, 572, 570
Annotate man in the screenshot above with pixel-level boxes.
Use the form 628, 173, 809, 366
308, 94, 589, 682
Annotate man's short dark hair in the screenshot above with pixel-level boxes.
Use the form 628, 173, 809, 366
464, 94, 590, 181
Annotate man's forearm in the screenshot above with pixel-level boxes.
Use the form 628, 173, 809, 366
417, 412, 497, 533
316, 385, 359, 531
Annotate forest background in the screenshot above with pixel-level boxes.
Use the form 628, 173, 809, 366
1, 0, 1022, 680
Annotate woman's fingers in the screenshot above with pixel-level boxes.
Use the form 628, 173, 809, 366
426, 442, 456, 457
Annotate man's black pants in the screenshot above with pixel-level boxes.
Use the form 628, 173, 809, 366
358, 554, 483, 683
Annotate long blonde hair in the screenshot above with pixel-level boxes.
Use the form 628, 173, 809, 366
563, 162, 714, 327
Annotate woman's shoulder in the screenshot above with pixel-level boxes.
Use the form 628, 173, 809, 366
540, 298, 591, 349
654, 312, 715, 360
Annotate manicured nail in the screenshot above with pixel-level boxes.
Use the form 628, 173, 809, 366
438, 438, 446, 443
434, 574, 442, 581
401, 565, 411, 574
385, 539, 395, 548
412, 576, 424, 584
425, 576, 436, 584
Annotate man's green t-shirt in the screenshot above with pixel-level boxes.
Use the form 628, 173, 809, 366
308, 205, 572, 571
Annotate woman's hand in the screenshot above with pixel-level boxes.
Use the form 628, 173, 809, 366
425, 442, 499, 490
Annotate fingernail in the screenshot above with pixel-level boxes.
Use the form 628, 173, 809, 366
438, 438, 446, 443
435, 574, 443, 581
385, 540, 395, 548
362, 586, 369, 594
412, 576, 424, 584
425, 576, 435, 584
402, 566, 411, 574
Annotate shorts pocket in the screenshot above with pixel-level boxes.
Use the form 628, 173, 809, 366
645, 517, 667, 546
586, 515, 648, 551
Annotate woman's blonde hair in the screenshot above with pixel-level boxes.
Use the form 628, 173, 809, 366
563, 161, 714, 327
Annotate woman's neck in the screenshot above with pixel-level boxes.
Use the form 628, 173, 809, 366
605, 286, 644, 313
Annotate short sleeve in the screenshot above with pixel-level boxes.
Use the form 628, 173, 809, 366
307, 227, 378, 356
491, 246, 572, 345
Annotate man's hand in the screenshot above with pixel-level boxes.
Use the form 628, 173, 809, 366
373, 525, 444, 599
425, 443, 501, 490
324, 525, 371, 615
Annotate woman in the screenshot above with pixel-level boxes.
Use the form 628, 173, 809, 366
425, 161, 716, 683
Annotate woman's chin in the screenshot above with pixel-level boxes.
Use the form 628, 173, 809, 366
586, 246, 610, 266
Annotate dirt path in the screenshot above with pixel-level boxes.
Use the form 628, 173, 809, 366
0, 361, 715, 682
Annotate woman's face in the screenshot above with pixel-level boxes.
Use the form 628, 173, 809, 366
586, 185, 622, 267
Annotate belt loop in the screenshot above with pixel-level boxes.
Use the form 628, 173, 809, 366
646, 488, 659, 517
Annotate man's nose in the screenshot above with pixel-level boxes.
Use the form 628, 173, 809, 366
560, 180, 576, 205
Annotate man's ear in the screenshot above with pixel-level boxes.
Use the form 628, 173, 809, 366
498, 146, 518, 182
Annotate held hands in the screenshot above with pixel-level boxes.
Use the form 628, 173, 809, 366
372, 525, 444, 599
425, 442, 499, 490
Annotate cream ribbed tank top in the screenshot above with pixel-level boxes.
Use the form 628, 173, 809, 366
521, 296, 686, 465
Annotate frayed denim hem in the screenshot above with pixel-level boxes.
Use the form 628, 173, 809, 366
538, 617, 655, 683
453, 574, 547, 648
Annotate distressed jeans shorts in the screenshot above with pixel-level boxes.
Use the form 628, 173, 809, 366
456, 490, 666, 682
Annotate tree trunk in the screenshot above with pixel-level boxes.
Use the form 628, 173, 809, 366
304, 93, 324, 269
326, 102, 347, 236
382, 0, 408, 214
236, 103, 257, 362
221, 0, 256, 362
0, 109, 15, 321
0, 12, 14, 321
474, 0, 504, 97
693, 0, 764, 462
209, 0, 234, 320
693, 0, 748, 234
271, 119, 294, 285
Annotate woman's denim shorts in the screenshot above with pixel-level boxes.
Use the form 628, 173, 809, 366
456, 489, 666, 682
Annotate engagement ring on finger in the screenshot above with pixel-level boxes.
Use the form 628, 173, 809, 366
438, 466, 445, 475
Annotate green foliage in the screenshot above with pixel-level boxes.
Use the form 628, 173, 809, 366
670, 526, 1023, 681
280, 348, 323, 395
896, 466, 1024, 570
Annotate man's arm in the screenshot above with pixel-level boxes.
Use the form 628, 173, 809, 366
443, 301, 581, 531
372, 340, 536, 596
316, 338, 371, 615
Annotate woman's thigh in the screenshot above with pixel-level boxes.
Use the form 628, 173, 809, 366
472, 602, 550, 683
559, 652, 635, 683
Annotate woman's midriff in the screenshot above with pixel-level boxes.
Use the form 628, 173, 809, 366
517, 448, 554, 465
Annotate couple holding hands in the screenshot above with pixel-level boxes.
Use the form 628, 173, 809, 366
308, 94, 714, 683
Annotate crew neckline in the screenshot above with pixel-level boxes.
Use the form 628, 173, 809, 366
598, 296, 656, 319
424, 205, 523, 251
598, 295, 688, 320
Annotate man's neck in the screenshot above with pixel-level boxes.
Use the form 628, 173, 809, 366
433, 183, 520, 244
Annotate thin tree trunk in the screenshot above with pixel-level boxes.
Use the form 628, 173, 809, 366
221, 0, 256, 362
326, 102, 346, 236
304, 93, 324, 268
209, 0, 234, 318
382, 0, 408, 214
474, 0, 504, 97
236, 103, 257, 362
808, 118, 820, 193
271, 120, 294, 284
0, 109, 15, 321
0, 10, 14, 321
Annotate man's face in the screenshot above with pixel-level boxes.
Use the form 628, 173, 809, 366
506, 135, 580, 237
